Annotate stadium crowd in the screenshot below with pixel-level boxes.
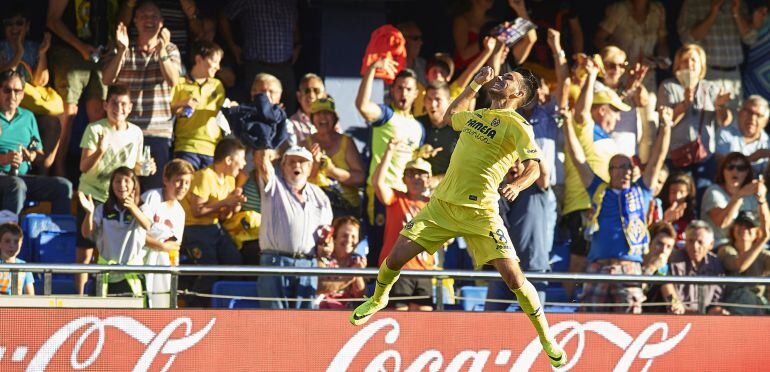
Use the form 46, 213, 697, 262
1, 0, 770, 315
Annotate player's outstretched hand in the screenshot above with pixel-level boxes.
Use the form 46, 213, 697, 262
473, 66, 495, 85
500, 184, 520, 202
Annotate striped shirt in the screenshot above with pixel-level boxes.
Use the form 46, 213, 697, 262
677, 0, 753, 68
111, 41, 181, 138
224, 0, 297, 63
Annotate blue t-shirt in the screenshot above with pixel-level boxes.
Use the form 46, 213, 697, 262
0, 258, 35, 295
586, 176, 652, 263
500, 185, 551, 271
0, 108, 43, 175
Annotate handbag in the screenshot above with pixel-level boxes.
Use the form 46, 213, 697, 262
17, 61, 64, 116
670, 110, 708, 168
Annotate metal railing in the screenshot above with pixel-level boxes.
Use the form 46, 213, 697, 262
3, 263, 770, 313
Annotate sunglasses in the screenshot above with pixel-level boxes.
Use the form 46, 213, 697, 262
726, 163, 749, 172
303, 87, 323, 95
605, 61, 628, 70
1, 87, 23, 95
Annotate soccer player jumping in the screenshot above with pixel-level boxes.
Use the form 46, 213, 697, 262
350, 66, 567, 368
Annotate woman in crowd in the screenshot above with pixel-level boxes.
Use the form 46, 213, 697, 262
651, 172, 697, 247
718, 208, 770, 315
658, 43, 733, 197
701, 152, 764, 245
79, 167, 151, 296
317, 216, 367, 309
306, 98, 365, 217
594, 0, 668, 93
597, 45, 650, 158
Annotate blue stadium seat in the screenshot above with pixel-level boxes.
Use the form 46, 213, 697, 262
21, 214, 77, 265
33, 276, 78, 295
549, 238, 571, 273
212, 281, 260, 309
459, 286, 487, 311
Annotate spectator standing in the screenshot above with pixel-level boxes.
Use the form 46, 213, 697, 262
306, 98, 365, 217
374, 140, 435, 311
119, 0, 204, 62
79, 167, 152, 296
0, 70, 72, 216
560, 58, 626, 298
254, 146, 333, 309
171, 40, 225, 171
563, 100, 672, 313
667, 220, 728, 314
222, 0, 299, 112
716, 95, 770, 176
396, 22, 427, 86
594, 0, 668, 92
677, 0, 754, 106
658, 43, 732, 196
742, 2, 770, 98
289, 73, 327, 146
356, 59, 424, 267
317, 216, 367, 309
417, 82, 458, 187
180, 138, 246, 306
102, 1, 181, 191
1, 9, 59, 175
0, 222, 34, 295
76, 85, 151, 295
701, 152, 763, 245
141, 159, 194, 308
718, 210, 770, 315
46, 0, 114, 176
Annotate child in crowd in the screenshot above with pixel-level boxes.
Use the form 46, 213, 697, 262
75, 85, 154, 295
0, 222, 34, 295
171, 41, 226, 170
317, 216, 367, 309
373, 139, 435, 311
181, 138, 246, 306
141, 159, 195, 308
79, 167, 151, 296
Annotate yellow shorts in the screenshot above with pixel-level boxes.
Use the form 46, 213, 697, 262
400, 198, 518, 269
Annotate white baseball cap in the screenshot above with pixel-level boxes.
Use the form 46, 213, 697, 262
283, 146, 314, 162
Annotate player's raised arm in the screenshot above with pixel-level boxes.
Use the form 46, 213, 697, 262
443, 66, 495, 126
562, 108, 595, 189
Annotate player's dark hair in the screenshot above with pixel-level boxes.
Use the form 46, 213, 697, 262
514, 67, 540, 107
214, 138, 246, 162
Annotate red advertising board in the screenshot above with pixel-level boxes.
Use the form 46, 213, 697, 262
1, 309, 766, 371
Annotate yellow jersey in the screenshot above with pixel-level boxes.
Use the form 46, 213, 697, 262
182, 167, 236, 225
432, 108, 541, 210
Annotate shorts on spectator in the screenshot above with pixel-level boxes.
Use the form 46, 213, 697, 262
50, 45, 107, 104
76, 199, 101, 248
174, 151, 214, 171
561, 209, 590, 257
390, 277, 433, 308
580, 261, 645, 314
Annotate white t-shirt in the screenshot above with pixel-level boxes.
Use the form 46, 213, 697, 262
140, 189, 185, 308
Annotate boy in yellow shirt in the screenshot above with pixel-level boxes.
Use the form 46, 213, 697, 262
172, 41, 226, 170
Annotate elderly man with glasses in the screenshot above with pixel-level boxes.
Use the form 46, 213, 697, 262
0, 70, 72, 215
716, 95, 770, 176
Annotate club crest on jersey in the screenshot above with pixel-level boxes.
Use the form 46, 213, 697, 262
489, 117, 500, 127
404, 221, 415, 230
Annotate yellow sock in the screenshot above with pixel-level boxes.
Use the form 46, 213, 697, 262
372, 259, 400, 302
512, 280, 555, 347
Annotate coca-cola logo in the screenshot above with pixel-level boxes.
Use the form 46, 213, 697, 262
328, 318, 691, 371
5, 316, 216, 371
